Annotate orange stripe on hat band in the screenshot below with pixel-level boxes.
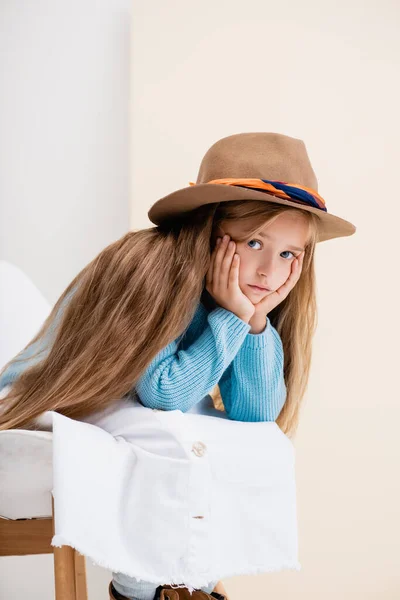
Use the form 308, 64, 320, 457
189, 178, 327, 212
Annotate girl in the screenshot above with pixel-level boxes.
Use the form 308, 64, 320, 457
0, 132, 356, 600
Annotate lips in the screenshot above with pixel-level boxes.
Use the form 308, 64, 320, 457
249, 284, 270, 291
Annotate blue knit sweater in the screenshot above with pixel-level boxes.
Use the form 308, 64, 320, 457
0, 291, 286, 422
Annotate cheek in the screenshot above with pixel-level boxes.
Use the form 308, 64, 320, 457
237, 257, 253, 288
277, 262, 292, 283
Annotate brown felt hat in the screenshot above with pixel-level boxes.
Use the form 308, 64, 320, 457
148, 132, 356, 243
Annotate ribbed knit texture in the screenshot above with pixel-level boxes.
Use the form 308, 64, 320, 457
134, 302, 286, 421
0, 293, 286, 422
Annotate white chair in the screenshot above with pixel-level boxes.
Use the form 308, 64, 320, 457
0, 261, 88, 600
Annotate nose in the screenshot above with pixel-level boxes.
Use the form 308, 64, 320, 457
257, 254, 276, 279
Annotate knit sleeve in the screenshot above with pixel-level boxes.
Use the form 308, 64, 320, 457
218, 316, 287, 422
135, 307, 251, 412
0, 286, 77, 392
0, 338, 49, 391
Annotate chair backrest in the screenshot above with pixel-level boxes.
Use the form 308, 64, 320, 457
0, 260, 51, 369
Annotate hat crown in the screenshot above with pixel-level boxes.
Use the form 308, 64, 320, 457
196, 132, 318, 191
148, 131, 356, 242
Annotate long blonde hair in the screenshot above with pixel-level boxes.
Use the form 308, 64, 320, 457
0, 199, 319, 437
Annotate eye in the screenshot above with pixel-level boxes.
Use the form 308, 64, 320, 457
247, 239, 262, 249
281, 251, 295, 260
248, 240, 296, 260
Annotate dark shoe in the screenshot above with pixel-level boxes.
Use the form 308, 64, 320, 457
153, 584, 226, 600
109, 581, 132, 600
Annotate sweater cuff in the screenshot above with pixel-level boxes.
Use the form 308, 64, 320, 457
241, 316, 273, 349
208, 306, 252, 337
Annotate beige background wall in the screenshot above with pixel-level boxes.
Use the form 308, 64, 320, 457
130, 1, 400, 599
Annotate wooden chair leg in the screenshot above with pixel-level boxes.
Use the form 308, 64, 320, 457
52, 497, 88, 600
74, 550, 88, 600
53, 544, 78, 600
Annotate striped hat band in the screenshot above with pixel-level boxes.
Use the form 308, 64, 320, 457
189, 178, 327, 213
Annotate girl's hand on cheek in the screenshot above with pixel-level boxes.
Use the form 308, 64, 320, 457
251, 251, 306, 322
205, 235, 255, 323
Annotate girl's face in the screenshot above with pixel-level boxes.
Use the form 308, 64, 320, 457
216, 211, 310, 301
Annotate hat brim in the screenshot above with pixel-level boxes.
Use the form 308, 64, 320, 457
148, 183, 356, 243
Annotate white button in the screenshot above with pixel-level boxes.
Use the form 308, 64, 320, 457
191, 441, 207, 457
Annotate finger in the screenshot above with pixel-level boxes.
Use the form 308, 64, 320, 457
213, 236, 231, 291
297, 250, 305, 267
293, 251, 305, 277
228, 252, 240, 289
277, 255, 303, 297
219, 239, 236, 290
289, 253, 302, 278
212, 237, 226, 287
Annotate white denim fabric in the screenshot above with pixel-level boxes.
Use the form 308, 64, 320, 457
50, 394, 300, 592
